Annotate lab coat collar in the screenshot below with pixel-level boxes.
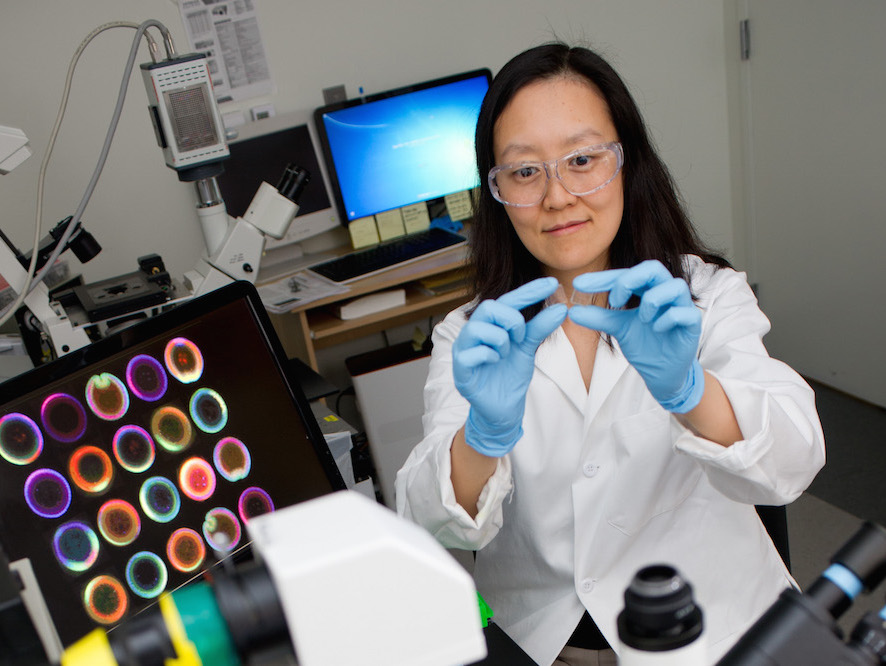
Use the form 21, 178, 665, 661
535, 329, 630, 422
587, 338, 630, 424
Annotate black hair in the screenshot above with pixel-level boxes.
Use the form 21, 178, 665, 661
470, 42, 729, 316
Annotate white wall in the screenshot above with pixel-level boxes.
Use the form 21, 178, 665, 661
0, 1, 738, 288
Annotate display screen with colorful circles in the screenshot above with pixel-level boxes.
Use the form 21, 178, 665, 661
0, 289, 344, 647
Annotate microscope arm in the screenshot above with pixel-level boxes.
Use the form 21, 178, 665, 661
183, 167, 309, 298
0, 237, 90, 357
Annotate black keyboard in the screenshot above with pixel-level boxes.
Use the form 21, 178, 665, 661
308, 228, 467, 283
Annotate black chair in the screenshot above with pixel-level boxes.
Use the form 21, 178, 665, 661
756, 504, 791, 572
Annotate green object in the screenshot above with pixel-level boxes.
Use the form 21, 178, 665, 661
172, 582, 240, 666
477, 592, 493, 628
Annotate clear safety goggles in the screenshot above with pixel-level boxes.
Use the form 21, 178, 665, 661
488, 142, 624, 207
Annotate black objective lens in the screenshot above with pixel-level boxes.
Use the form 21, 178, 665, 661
807, 522, 886, 619
848, 611, 886, 662
70, 229, 101, 263
617, 564, 704, 652
212, 560, 289, 657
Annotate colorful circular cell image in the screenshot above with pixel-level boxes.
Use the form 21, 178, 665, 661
24, 468, 72, 518
85, 373, 130, 421
83, 575, 128, 624
69, 445, 114, 494
213, 437, 251, 482
139, 476, 180, 523
0, 413, 43, 465
189, 388, 228, 434
166, 527, 206, 573
150, 407, 193, 453
125, 551, 168, 599
164, 338, 204, 384
178, 457, 216, 501
112, 425, 156, 473
125, 354, 168, 402
40, 393, 87, 443
53, 521, 100, 572
202, 507, 242, 553
97, 499, 141, 546
237, 487, 274, 524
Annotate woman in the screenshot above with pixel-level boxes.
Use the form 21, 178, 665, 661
396, 43, 824, 666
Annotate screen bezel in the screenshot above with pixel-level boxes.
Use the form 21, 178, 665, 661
313, 68, 491, 227
0, 281, 347, 646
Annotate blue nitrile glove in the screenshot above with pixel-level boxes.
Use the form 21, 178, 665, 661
453, 277, 568, 457
568, 260, 705, 413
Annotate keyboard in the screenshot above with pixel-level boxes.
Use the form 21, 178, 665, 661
308, 228, 467, 283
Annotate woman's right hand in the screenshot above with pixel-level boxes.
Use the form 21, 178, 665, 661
452, 277, 567, 457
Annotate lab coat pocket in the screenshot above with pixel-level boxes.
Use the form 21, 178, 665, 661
605, 408, 703, 536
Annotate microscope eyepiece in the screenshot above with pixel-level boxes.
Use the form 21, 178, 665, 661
276, 164, 310, 204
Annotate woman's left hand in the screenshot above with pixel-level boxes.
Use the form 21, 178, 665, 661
568, 260, 704, 413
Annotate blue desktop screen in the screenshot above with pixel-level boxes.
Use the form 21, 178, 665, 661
317, 73, 489, 223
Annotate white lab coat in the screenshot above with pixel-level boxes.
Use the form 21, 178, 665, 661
395, 256, 825, 666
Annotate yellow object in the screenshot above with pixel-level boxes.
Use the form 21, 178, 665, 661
158, 593, 203, 666
375, 209, 406, 241
443, 190, 473, 221
60, 628, 118, 666
348, 217, 380, 248
60, 594, 204, 666
402, 202, 431, 233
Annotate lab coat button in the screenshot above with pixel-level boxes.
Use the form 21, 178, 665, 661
581, 578, 595, 593
582, 462, 599, 478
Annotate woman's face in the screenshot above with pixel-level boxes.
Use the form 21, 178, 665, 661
492, 76, 624, 285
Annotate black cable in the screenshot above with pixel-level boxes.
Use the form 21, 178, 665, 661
334, 386, 355, 415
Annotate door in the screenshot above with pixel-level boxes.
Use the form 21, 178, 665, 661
739, 0, 886, 407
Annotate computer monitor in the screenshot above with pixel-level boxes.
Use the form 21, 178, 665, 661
313, 68, 491, 225
0, 281, 345, 651
216, 111, 341, 248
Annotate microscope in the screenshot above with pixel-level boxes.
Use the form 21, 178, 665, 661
1, 22, 312, 363
59, 492, 488, 666
618, 521, 886, 665
140, 50, 310, 299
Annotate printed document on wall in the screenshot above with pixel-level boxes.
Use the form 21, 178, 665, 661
178, 0, 276, 103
